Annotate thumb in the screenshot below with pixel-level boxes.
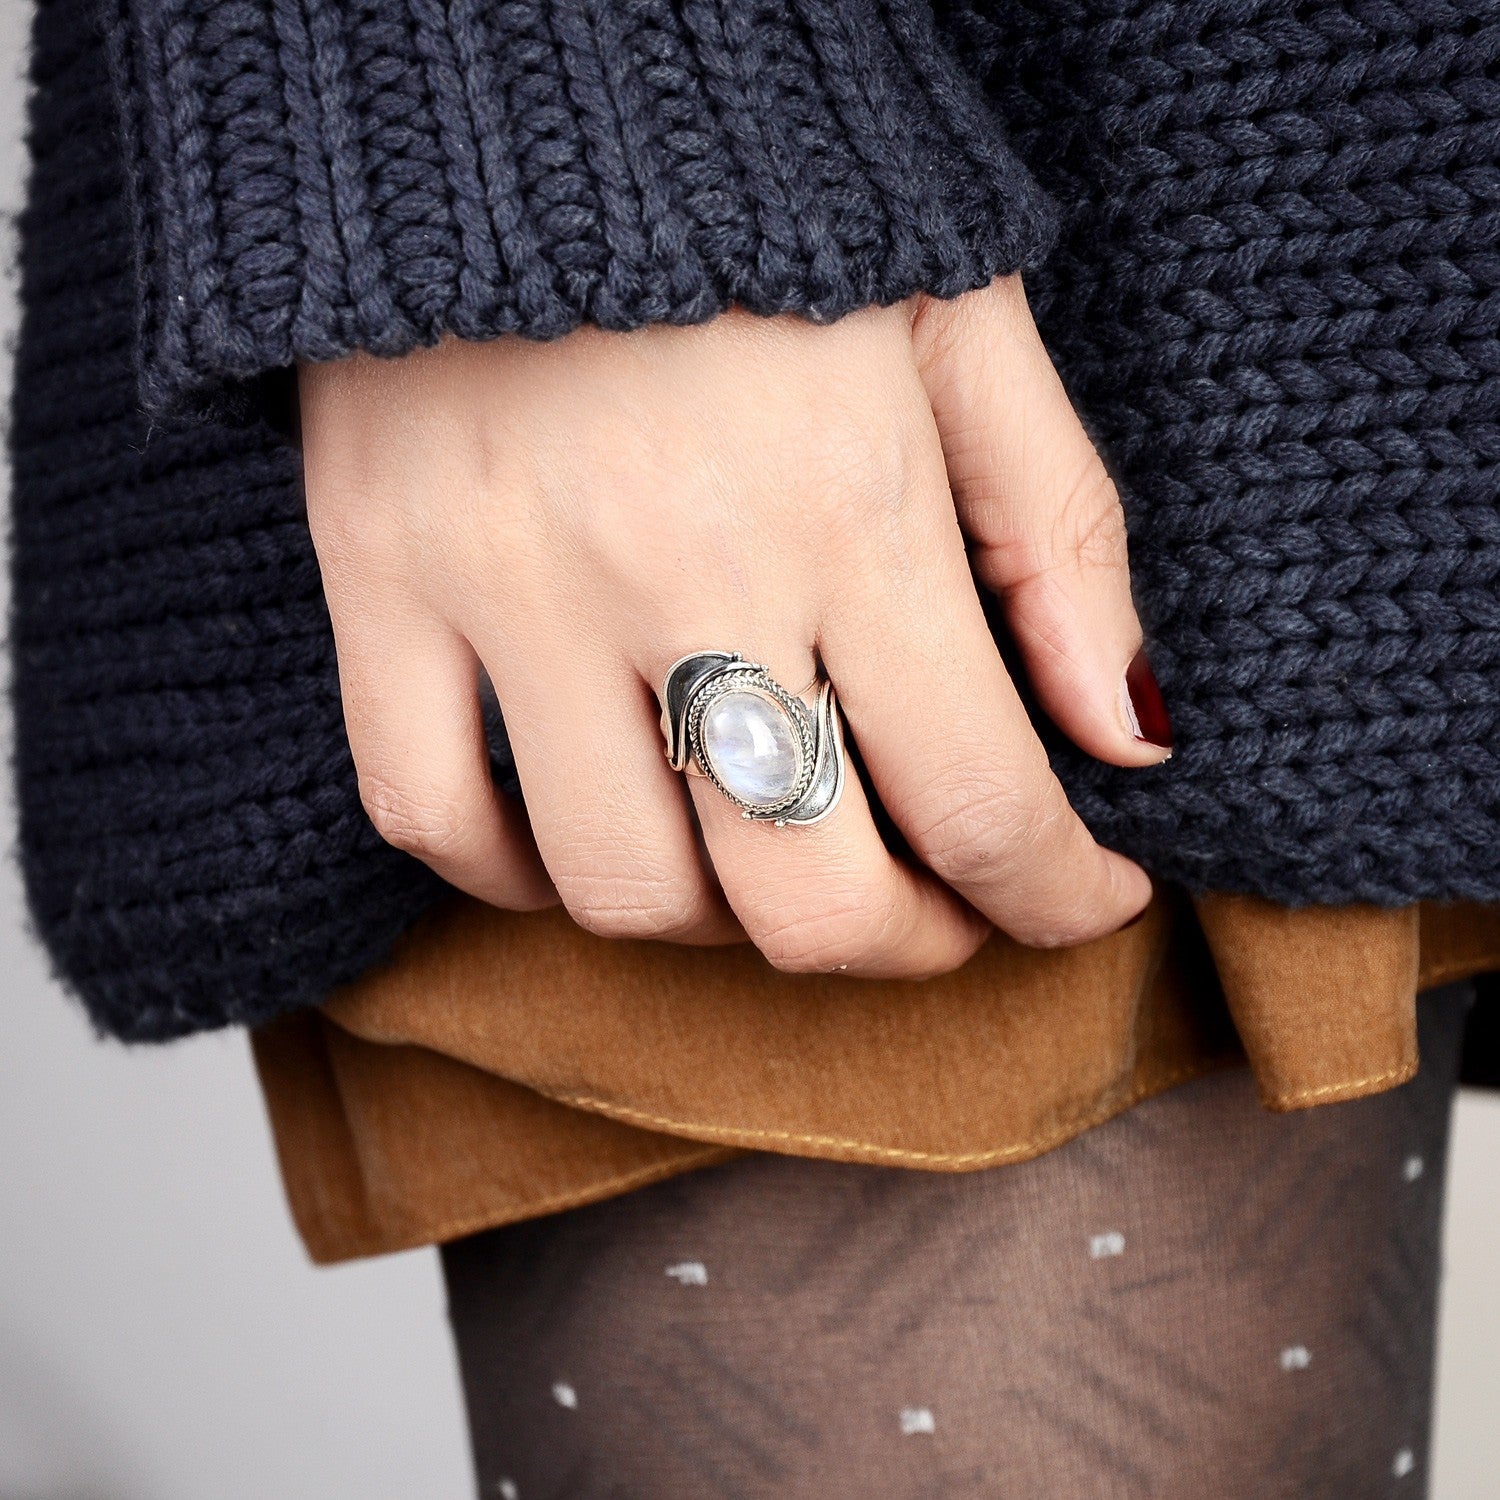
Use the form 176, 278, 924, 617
913, 277, 1173, 768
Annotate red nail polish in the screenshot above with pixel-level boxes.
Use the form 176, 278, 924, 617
1124, 648, 1174, 750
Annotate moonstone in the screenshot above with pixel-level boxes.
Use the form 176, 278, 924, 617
700, 690, 801, 807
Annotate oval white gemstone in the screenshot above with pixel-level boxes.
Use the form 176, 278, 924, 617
700, 690, 801, 807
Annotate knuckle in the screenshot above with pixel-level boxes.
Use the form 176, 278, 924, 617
909, 778, 1046, 888
560, 872, 705, 942
910, 777, 1115, 948
305, 489, 370, 571
307, 485, 422, 589
1051, 454, 1128, 573
359, 773, 470, 862
982, 453, 1128, 591
751, 890, 894, 974
804, 411, 917, 520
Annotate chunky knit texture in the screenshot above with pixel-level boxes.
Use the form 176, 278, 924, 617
13, 3, 448, 1041
106, 0, 1057, 417
10, 0, 1500, 1041
959, 0, 1500, 904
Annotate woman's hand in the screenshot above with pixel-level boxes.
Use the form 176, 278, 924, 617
299, 276, 1168, 979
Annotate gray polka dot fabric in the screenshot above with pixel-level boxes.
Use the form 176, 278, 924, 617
442, 981, 1472, 1499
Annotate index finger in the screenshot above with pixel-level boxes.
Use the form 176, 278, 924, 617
820, 480, 1151, 947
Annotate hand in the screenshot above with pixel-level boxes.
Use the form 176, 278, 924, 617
299, 276, 1167, 979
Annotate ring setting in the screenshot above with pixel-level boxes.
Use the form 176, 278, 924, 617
661, 651, 846, 826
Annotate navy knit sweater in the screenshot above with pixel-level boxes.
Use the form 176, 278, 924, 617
10, 0, 1500, 1041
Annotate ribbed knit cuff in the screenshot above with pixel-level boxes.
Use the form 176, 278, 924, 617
104, 0, 1056, 418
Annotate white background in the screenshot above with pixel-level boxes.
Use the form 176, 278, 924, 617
0, 0, 1495, 1493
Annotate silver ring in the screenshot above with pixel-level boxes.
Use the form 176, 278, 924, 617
660, 651, 846, 827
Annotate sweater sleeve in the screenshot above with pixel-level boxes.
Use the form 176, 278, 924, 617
103, 0, 1056, 418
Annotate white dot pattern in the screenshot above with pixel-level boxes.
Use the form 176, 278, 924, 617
1089, 1230, 1126, 1259
444, 984, 1475, 1498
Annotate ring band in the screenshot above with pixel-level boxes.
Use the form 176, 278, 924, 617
661, 651, 846, 826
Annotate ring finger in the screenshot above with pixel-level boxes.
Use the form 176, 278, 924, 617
653, 642, 991, 980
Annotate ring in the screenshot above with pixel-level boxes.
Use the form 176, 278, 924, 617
660, 651, 847, 827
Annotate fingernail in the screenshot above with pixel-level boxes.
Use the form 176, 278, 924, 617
1122, 647, 1173, 752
